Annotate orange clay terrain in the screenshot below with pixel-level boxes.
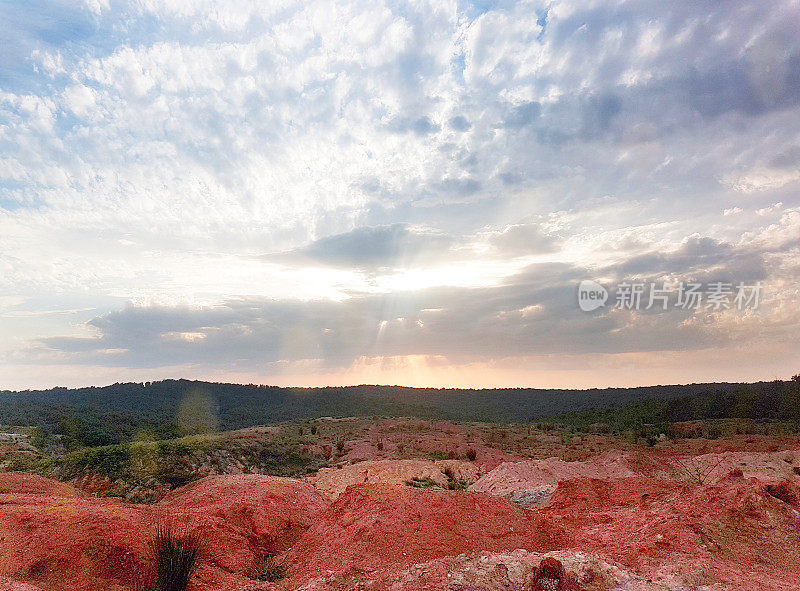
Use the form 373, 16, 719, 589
1, 418, 800, 591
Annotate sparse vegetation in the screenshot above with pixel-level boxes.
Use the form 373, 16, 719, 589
442, 466, 469, 490
37, 431, 327, 500
405, 477, 438, 488
673, 456, 726, 485
247, 556, 285, 582
4, 379, 800, 503
138, 527, 201, 591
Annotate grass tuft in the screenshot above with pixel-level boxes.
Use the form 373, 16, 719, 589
247, 556, 286, 582
138, 526, 202, 591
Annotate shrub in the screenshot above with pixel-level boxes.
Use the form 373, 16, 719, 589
466, 448, 477, 461
405, 477, 438, 488
247, 556, 285, 582
442, 466, 468, 491
139, 527, 201, 591
445, 478, 469, 491
62, 444, 130, 480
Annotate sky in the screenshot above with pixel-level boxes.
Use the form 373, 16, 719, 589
0, 0, 799, 390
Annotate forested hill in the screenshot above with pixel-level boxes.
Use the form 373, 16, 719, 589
2, 379, 795, 442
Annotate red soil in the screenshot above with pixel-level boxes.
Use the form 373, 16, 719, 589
0, 473, 327, 591
0, 485, 147, 591
2, 437, 800, 590
0, 472, 85, 498
539, 476, 800, 590
155, 474, 328, 571
284, 483, 569, 584
310, 459, 481, 498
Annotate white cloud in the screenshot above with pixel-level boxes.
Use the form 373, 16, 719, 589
0, 0, 799, 386
62, 84, 96, 117
723, 168, 800, 193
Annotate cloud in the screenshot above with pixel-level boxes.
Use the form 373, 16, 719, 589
484, 224, 558, 256
387, 116, 441, 136
447, 115, 471, 131
268, 221, 560, 272
270, 224, 455, 270
502, 101, 541, 128
34, 223, 788, 373
1, 0, 799, 387
723, 167, 800, 194
613, 236, 767, 282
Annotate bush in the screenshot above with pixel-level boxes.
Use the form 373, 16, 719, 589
139, 527, 201, 591
466, 448, 477, 461
62, 444, 130, 480
247, 556, 285, 582
445, 477, 469, 491
405, 477, 438, 488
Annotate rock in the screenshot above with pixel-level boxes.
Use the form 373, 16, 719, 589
531, 557, 577, 591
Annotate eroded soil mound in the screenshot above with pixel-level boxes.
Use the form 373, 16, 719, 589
0, 472, 85, 498
0, 474, 327, 591
0, 486, 147, 591
469, 452, 638, 508
285, 483, 570, 584
157, 474, 329, 571
539, 476, 800, 590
